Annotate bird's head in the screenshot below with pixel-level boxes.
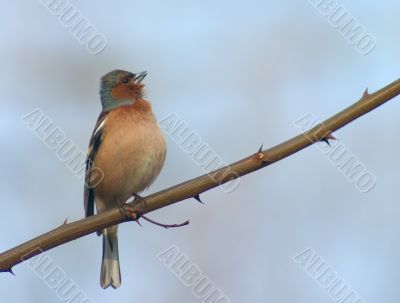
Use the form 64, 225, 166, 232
99, 69, 147, 111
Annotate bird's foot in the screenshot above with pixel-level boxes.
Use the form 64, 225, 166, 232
131, 192, 147, 214
122, 193, 146, 226
118, 201, 138, 221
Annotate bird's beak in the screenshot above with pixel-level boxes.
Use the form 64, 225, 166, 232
135, 71, 147, 83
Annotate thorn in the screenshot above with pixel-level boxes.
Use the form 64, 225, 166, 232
320, 131, 337, 146
58, 218, 68, 229
325, 132, 337, 141
8, 268, 15, 276
135, 218, 143, 227
255, 143, 269, 163
363, 88, 370, 98
194, 194, 204, 204
321, 138, 331, 146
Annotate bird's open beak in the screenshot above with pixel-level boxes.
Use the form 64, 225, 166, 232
135, 71, 147, 83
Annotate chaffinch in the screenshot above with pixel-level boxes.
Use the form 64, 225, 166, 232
84, 69, 167, 289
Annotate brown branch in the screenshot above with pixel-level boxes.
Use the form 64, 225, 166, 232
140, 215, 190, 229
1, 79, 400, 273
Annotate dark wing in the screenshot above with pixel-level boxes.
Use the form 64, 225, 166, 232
84, 111, 108, 217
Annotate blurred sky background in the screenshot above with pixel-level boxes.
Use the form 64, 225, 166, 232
1, 0, 400, 302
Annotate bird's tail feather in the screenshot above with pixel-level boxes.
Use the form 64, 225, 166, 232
100, 228, 121, 289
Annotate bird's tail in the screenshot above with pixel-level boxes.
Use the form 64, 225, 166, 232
100, 227, 121, 289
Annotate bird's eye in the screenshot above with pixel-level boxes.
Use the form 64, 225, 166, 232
123, 78, 129, 84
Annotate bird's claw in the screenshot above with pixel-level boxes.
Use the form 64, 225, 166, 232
118, 201, 137, 220
131, 193, 147, 214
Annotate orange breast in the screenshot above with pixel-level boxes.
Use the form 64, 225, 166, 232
93, 103, 167, 212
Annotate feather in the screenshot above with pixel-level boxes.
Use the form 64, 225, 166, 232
84, 111, 108, 218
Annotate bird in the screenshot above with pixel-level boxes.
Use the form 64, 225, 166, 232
84, 69, 167, 289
